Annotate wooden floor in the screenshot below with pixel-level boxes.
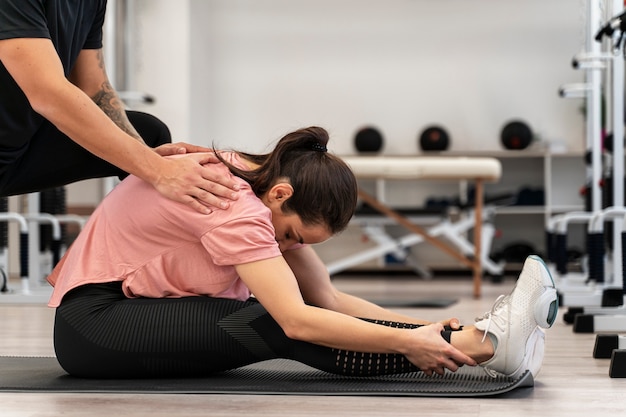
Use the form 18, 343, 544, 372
1, 274, 625, 417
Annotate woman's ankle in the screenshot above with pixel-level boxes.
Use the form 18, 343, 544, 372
451, 326, 495, 363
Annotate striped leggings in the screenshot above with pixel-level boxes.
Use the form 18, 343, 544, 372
53, 281, 450, 378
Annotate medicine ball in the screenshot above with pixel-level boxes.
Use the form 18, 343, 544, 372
501, 120, 533, 150
354, 126, 384, 153
419, 125, 450, 151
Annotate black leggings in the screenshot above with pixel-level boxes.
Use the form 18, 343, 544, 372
53, 282, 453, 379
0, 111, 171, 196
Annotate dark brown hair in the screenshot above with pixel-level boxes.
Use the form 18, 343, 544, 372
216, 126, 357, 234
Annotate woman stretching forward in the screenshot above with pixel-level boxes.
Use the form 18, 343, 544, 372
48, 126, 558, 379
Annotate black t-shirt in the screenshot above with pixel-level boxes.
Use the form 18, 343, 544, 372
0, 0, 107, 165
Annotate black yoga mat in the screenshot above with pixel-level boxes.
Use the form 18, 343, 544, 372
0, 356, 533, 397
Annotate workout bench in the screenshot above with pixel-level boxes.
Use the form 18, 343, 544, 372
332, 156, 502, 298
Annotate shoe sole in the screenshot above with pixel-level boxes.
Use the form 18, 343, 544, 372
509, 326, 546, 379
528, 255, 559, 329
526, 327, 546, 378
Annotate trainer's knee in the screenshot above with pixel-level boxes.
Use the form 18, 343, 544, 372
126, 111, 172, 148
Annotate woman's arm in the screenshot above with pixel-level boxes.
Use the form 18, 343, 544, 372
283, 245, 433, 325
235, 255, 476, 374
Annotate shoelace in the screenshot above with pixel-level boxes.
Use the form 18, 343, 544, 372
475, 294, 510, 343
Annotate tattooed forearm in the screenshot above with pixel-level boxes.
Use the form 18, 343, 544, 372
91, 82, 143, 142
89, 50, 144, 142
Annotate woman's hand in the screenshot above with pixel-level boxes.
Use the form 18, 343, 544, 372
404, 323, 477, 377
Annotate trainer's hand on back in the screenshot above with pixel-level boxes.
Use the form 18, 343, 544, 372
406, 323, 477, 377
154, 142, 212, 157
153, 151, 240, 214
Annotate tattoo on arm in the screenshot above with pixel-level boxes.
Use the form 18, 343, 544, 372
91, 50, 144, 143
91, 82, 142, 141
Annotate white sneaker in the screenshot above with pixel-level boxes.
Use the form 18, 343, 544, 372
474, 255, 557, 379
524, 327, 546, 378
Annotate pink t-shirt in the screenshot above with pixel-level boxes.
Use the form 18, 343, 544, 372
47, 152, 283, 307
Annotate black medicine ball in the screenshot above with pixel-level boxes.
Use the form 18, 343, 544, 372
419, 126, 450, 151
501, 120, 533, 150
354, 126, 384, 153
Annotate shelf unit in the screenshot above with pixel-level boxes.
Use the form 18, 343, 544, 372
444, 148, 587, 258
381, 148, 587, 253
315, 148, 587, 272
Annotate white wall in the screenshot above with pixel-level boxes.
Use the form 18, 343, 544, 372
182, 0, 585, 154
129, 0, 192, 141
74, 0, 589, 200
117, 0, 586, 155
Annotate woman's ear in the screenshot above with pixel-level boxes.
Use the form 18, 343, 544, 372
267, 182, 294, 204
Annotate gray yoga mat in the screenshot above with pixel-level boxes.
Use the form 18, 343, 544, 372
0, 356, 533, 397
368, 298, 457, 308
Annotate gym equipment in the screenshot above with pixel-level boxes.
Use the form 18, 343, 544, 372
23, 213, 62, 286
602, 132, 623, 152
594, 333, 626, 358
553, 2, 626, 380
592, 334, 626, 378
419, 125, 450, 151
557, 209, 626, 328
549, 212, 594, 288
514, 187, 545, 206
0, 198, 8, 292
0, 356, 534, 397
557, 208, 626, 309
0, 192, 88, 302
330, 156, 502, 298
574, 313, 626, 333
39, 187, 67, 256
568, 208, 626, 322
609, 350, 626, 377
500, 120, 533, 150
354, 126, 384, 153
554, 0, 623, 303
0, 211, 29, 295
